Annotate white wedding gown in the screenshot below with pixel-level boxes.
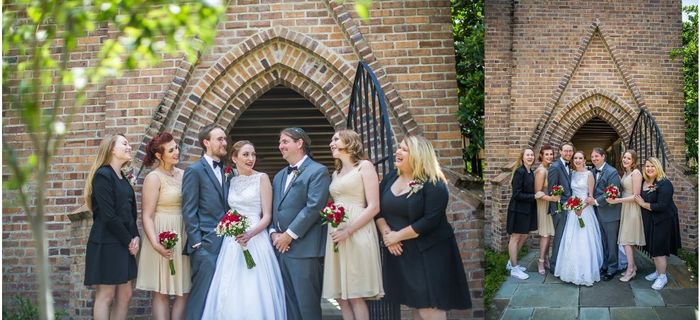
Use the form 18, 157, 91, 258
201, 172, 286, 319
554, 171, 604, 286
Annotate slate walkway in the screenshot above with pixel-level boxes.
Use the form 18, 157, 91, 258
489, 250, 698, 320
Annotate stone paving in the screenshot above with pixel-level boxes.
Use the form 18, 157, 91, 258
489, 250, 698, 320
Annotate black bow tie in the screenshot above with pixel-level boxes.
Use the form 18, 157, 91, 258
287, 166, 298, 174
212, 160, 222, 169
564, 161, 570, 166
594, 168, 601, 174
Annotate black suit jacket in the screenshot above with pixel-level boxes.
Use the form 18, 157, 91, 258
88, 166, 139, 247
378, 170, 454, 252
508, 165, 536, 215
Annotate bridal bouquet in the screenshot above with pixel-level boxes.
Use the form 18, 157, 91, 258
604, 184, 620, 200
564, 196, 585, 228
158, 230, 179, 275
320, 201, 347, 253
216, 209, 256, 269
551, 185, 564, 213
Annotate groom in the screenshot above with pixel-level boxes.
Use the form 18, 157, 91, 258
589, 147, 622, 281
548, 142, 574, 272
270, 127, 330, 320
182, 124, 230, 320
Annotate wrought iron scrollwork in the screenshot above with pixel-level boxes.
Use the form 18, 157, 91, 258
627, 108, 667, 169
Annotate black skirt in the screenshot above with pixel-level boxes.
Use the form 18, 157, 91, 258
84, 241, 137, 285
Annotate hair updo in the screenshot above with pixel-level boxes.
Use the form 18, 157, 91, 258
143, 132, 175, 167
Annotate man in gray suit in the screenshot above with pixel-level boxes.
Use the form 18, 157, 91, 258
589, 147, 622, 281
547, 142, 574, 272
270, 127, 330, 320
182, 124, 229, 320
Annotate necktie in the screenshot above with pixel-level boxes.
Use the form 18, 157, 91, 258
213, 160, 222, 169
287, 166, 298, 174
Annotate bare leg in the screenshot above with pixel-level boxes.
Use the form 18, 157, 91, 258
654, 256, 667, 275
93, 285, 116, 320
337, 299, 355, 320
508, 234, 525, 266
110, 282, 133, 320
416, 308, 447, 320
171, 294, 188, 320
623, 245, 636, 275
348, 298, 369, 320
152, 292, 170, 320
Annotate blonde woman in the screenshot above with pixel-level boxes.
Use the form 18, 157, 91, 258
135, 132, 190, 320
322, 129, 384, 320
534, 144, 558, 275
377, 135, 471, 320
635, 157, 681, 290
605, 150, 644, 282
506, 148, 537, 279
83, 134, 140, 320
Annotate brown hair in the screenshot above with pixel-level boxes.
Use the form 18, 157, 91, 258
560, 141, 574, 151
229, 140, 255, 165
592, 147, 606, 158
143, 132, 175, 167
333, 129, 367, 173
198, 124, 223, 152
281, 127, 312, 156
538, 143, 553, 162
84, 134, 126, 211
623, 149, 638, 171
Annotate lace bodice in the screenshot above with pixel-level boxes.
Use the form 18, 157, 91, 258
228, 172, 264, 225
571, 171, 592, 199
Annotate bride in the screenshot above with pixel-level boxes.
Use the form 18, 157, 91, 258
554, 150, 604, 286
201, 140, 285, 319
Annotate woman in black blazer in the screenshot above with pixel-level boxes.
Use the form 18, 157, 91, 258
506, 148, 537, 280
83, 134, 140, 320
635, 157, 681, 290
376, 135, 471, 319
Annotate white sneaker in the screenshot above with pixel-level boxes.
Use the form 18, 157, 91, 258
651, 274, 668, 290
510, 267, 530, 280
645, 271, 659, 281
506, 261, 526, 271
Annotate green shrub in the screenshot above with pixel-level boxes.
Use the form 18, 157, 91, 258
484, 246, 529, 310
677, 248, 698, 278
2, 296, 67, 320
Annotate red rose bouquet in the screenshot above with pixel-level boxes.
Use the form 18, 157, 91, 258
564, 196, 585, 228
604, 184, 620, 200
158, 230, 179, 275
216, 209, 256, 269
224, 166, 233, 179
551, 185, 565, 213
320, 201, 348, 252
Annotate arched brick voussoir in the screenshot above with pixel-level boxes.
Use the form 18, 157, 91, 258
216, 66, 347, 134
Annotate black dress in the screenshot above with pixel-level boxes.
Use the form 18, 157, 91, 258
506, 165, 537, 234
84, 166, 139, 285
640, 179, 681, 257
378, 170, 471, 310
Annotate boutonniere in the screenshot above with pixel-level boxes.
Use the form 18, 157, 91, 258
407, 179, 424, 198
224, 166, 233, 179
122, 166, 136, 187
648, 184, 657, 193
292, 168, 302, 177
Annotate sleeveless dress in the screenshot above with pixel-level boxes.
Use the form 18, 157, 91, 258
201, 172, 286, 319
554, 171, 604, 286
618, 171, 645, 245
322, 165, 384, 300
536, 166, 555, 237
136, 170, 191, 295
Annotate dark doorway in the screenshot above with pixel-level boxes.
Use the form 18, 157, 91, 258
570, 116, 622, 168
227, 85, 336, 176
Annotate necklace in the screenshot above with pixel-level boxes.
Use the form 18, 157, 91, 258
159, 166, 175, 177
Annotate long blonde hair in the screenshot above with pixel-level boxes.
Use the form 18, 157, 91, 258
333, 129, 367, 173
84, 134, 126, 211
643, 157, 667, 182
399, 135, 447, 184
511, 148, 534, 183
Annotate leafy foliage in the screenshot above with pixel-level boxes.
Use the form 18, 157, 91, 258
2, 1, 224, 318
451, 0, 484, 173
671, 5, 698, 170
484, 246, 528, 311
2, 296, 67, 320
677, 248, 698, 279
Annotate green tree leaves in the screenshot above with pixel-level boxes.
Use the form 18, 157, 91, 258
671, 5, 698, 170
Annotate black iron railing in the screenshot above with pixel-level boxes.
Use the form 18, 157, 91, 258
347, 61, 396, 178
628, 108, 667, 169
347, 61, 400, 320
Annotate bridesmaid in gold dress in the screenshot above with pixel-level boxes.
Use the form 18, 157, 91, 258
533, 144, 559, 275
606, 150, 644, 282
136, 132, 190, 320
322, 129, 384, 320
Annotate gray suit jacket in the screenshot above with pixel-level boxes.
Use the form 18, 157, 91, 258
181, 157, 230, 255
547, 157, 572, 214
592, 163, 622, 222
272, 157, 331, 258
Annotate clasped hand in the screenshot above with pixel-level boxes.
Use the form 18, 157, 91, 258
128, 236, 140, 256
236, 231, 254, 247
271, 232, 292, 253
382, 230, 403, 256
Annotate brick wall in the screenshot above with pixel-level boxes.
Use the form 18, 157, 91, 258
484, 0, 696, 251
3, 1, 484, 319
